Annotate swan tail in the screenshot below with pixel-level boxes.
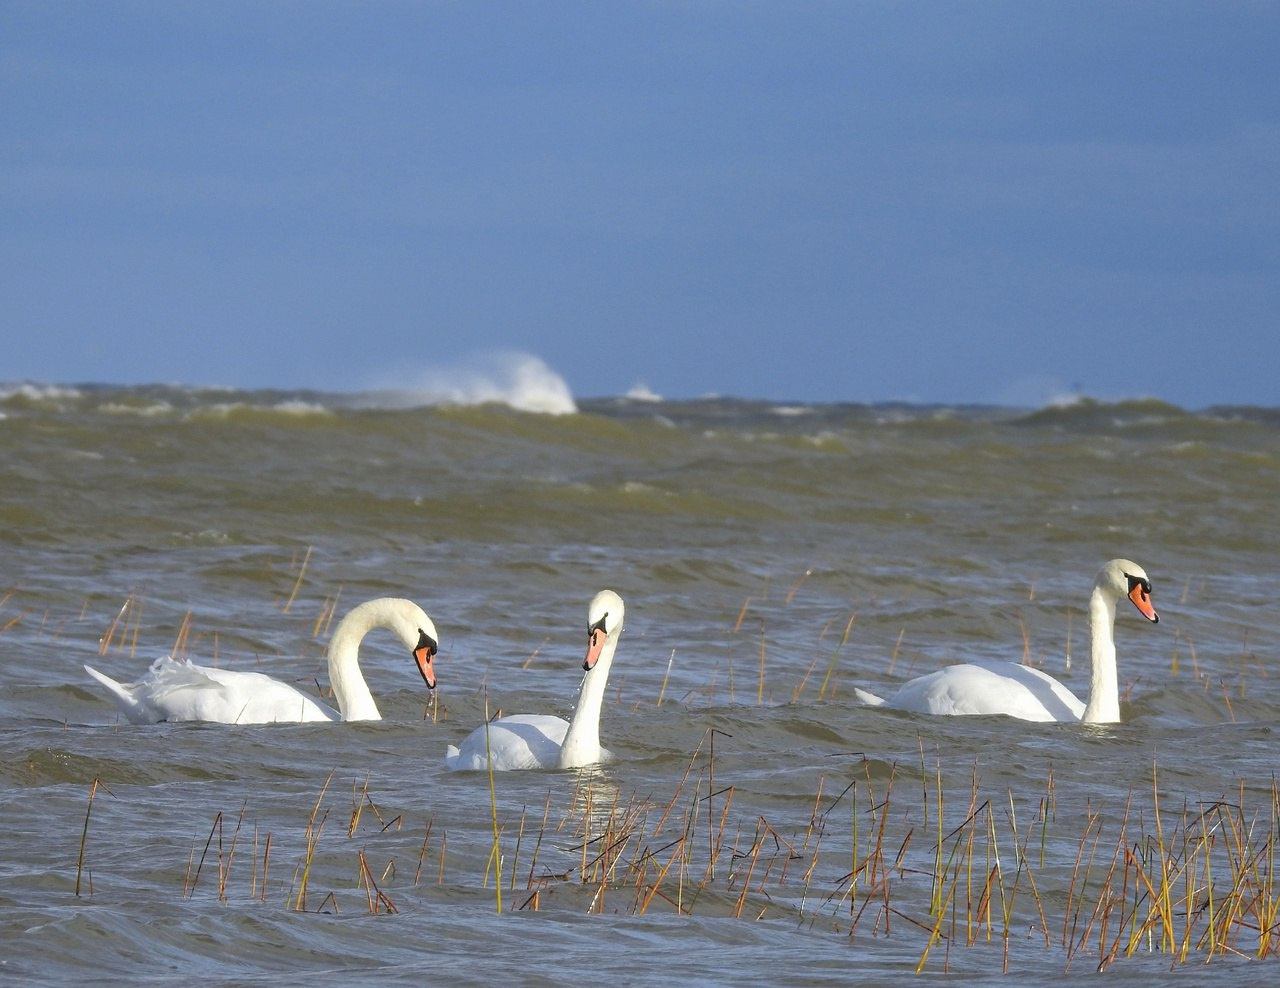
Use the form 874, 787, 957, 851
853, 686, 888, 707
83, 663, 155, 723
443, 744, 462, 771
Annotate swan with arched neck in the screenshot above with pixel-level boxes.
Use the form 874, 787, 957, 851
83, 597, 438, 724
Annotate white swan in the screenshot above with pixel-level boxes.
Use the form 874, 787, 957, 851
445, 589, 625, 771
853, 559, 1158, 723
83, 597, 438, 724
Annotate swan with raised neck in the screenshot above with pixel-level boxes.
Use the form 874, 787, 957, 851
444, 589, 625, 771
853, 559, 1158, 724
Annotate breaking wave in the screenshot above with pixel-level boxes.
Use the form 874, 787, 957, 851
356, 352, 577, 415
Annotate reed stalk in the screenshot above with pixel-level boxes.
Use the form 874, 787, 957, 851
656, 649, 675, 706
75, 777, 110, 896
816, 610, 856, 701
356, 850, 398, 914
282, 545, 312, 613
293, 771, 333, 911
126, 722, 1280, 974
483, 691, 503, 913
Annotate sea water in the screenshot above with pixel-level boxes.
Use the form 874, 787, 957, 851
2, 382, 1278, 982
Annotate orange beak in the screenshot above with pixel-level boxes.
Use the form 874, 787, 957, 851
415, 643, 437, 690
1128, 581, 1159, 624
584, 627, 607, 671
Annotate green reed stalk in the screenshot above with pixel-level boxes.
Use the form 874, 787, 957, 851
483, 695, 503, 913
816, 611, 855, 701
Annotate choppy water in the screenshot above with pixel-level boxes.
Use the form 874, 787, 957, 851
3, 383, 1279, 983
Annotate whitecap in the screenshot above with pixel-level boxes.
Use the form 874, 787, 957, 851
100, 401, 175, 417
0, 382, 84, 402
625, 382, 663, 403
359, 352, 577, 415
270, 400, 332, 416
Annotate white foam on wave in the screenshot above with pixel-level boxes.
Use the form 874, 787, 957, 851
100, 401, 175, 417
993, 375, 1085, 409
625, 382, 663, 403
361, 352, 578, 416
270, 400, 332, 416
0, 383, 84, 402
191, 400, 333, 420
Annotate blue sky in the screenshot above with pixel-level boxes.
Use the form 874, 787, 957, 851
3, 2, 1277, 408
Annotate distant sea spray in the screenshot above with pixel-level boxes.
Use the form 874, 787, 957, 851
356, 351, 578, 415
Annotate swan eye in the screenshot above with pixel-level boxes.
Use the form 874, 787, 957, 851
417, 629, 438, 656
588, 613, 609, 645
1125, 574, 1152, 599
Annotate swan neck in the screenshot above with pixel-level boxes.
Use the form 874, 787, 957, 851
557, 635, 618, 768
327, 603, 385, 722
1081, 585, 1120, 724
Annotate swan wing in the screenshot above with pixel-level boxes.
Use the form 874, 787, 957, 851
86, 657, 338, 724
881, 663, 1084, 722
444, 714, 569, 772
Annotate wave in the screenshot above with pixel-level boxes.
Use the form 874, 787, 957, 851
4, 376, 1280, 429
353, 352, 577, 415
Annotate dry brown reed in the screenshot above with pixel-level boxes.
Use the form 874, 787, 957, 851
75, 777, 112, 897
160, 743, 1280, 971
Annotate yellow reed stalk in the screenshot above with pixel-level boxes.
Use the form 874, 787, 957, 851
917, 867, 960, 973
656, 649, 675, 706
126, 596, 142, 657
281, 545, 312, 613
98, 597, 131, 656
886, 627, 905, 675
483, 691, 503, 913
357, 850, 398, 914
519, 636, 550, 670
784, 568, 811, 604
171, 610, 193, 659
637, 837, 685, 914
293, 770, 334, 911
311, 593, 339, 638
347, 773, 370, 837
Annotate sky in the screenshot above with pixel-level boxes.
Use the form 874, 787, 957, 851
2, 1, 1277, 409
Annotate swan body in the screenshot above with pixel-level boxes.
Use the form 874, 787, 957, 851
854, 559, 1158, 724
84, 597, 438, 724
445, 590, 625, 771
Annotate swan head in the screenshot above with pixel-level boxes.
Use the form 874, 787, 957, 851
356, 598, 439, 690
1097, 559, 1159, 624
584, 589, 625, 671
414, 624, 439, 690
